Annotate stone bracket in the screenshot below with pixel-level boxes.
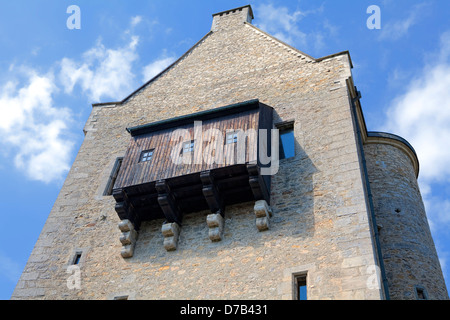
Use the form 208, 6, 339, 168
254, 200, 273, 231
207, 213, 225, 242
118, 219, 138, 258
162, 222, 181, 251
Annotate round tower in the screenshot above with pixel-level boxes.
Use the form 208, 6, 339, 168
364, 132, 448, 300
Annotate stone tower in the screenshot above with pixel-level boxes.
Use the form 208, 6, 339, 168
12, 5, 448, 300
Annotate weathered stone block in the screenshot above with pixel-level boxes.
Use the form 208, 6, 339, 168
118, 219, 137, 258
119, 229, 137, 246
118, 219, 134, 232
121, 244, 135, 259
162, 222, 181, 251
207, 213, 224, 242
254, 200, 272, 231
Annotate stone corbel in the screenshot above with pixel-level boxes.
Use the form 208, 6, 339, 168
254, 200, 273, 231
118, 219, 138, 258
207, 213, 224, 242
162, 222, 181, 251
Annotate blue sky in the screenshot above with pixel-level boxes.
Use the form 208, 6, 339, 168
0, 0, 449, 299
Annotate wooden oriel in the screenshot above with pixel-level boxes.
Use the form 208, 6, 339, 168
112, 100, 273, 224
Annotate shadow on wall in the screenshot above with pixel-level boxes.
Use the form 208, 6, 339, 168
270, 136, 317, 239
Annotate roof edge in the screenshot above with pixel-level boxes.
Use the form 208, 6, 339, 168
244, 22, 352, 67
316, 51, 353, 69
91, 31, 214, 108
244, 22, 316, 61
126, 99, 262, 136
365, 131, 420, 177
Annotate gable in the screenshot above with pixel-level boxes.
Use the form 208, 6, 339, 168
99, 8, 351, 125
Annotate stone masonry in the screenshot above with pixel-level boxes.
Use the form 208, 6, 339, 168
365, 142, 448, 299
11, 5, 448, 300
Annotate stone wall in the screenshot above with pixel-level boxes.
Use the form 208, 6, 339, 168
364, 142, 449, 300
12, 6, 384, 300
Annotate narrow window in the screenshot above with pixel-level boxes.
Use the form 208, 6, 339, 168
415, 286, 428, 300
114, 295, 129, 300
226, 132, 238, 144
294, 274, 307, 300
181, 140, 195, 154
279, 128, 295, 160
104, 157, 123, 196
72, 252, 82, 265
140, 149, 154, 163
276, 120, 295, 160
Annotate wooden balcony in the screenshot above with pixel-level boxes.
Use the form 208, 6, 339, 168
112, 100, 273, 231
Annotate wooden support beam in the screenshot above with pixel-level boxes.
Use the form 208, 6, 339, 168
113, 189, 141, 230
246, 163, 270, 204
156, 179, 182, 225
200, 170, 225, 217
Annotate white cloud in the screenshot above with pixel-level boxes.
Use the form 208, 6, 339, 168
60, 36, 140, 102
0, 70, 74, 183
383, 31, 450, 231
1, 17, 145, 184
254, 3, 328, 53
379, 2, 429, 41
130, 15, 143, 27
255, 3, 307, 47
142, 55, 176, 83
1, 15, 153, 185
383, 48, 450, 183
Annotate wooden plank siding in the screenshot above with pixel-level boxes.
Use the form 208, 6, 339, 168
114, 102, 272, 190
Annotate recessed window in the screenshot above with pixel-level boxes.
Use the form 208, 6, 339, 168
279, 128, 295, 160
294, 274, 307, 300
182, 140, 195, 154
104, 157, 123, 196
114, 295, 129, 300
72, 252, 82, 265
226, 132, 238, 144
140, 149, 154, 163
415, 286, 428, 300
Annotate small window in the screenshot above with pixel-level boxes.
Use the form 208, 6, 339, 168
294, 274, 307, 300
415, 286, 428, 300
279, 128, 295, 160
182, 140, 195, 154
72, 252, 82, 265
140, 149, 154, 162
226, 132, 238, 144
114, 295, 129, 300
104, 157, 123, 196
